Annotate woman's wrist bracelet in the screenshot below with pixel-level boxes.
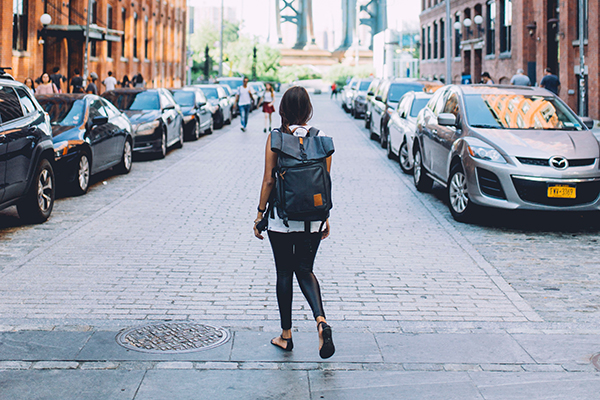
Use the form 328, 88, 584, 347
257, 206, 266, 213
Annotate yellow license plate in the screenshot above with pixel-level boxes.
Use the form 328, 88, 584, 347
547, 185, 576, 199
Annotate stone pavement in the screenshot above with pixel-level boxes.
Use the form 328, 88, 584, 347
0, 94, 599, 399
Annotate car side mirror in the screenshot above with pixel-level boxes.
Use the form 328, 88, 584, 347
375, 96, 382, 101
438, 113, 457, 127
163, 104, 175, 110
580, 117, 594, 129
367, 92, 374, 96
91, 115, 108, 126
197, 102, 206, 108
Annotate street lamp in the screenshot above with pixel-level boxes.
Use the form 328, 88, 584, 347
473, 15, 484, 36
462, 18, 473, 38
38, 13, 52, 45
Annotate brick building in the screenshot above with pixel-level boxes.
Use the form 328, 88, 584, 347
419, 0, 599, 119
2, 0, 187, 91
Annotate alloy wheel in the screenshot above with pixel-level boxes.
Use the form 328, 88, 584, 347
399, 141, 411, 173
37, 168, 53, 212
78, 154, 90, 192
449, 171, 469, 213
123, 141, 132, 171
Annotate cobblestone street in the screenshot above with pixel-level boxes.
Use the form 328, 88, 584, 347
1, 94, 600, 399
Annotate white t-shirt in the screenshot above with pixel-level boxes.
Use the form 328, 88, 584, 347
237, 85, 254, 106
268, 125, 327, 234
103, 76, 117, 91
264, 91, 273, 103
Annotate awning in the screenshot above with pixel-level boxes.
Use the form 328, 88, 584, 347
41, 24, 124, 42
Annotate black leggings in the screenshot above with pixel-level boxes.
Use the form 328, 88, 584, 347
267, 231, 326, 330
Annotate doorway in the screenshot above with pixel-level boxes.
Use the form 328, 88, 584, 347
546, 0, 560, 75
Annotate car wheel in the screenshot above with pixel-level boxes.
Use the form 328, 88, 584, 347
386, 136, 395, 159
214, 111, 224, 129
380, 126, 388, 149
17, 158, 55, 223
413, 146, 433, 192
365, 114, 371, 129
156, 129, 167, 159
399, 139, 412, 174
188, 119, 200, 141
115, 139, 133, 174
369, 120, 378, 141
72, 152, 91, 195
174, 123, 184, 149
448, 163, 476, 222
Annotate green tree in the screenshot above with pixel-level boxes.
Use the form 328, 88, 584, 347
189, 20, 240, 79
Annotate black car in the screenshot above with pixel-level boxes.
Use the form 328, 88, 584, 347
170, 88, 213, 140
37, 94, 134, 195
102, 88, 184, 159
0, 70, 55, 223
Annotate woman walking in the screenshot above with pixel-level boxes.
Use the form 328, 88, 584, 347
253, 86, 335, 359
23, 77, 35, 92
262, 83, 276, 133
35, 73, 59, 94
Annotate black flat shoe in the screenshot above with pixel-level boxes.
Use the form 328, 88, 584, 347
271, 336, 293, 351
318, 321, 335, 359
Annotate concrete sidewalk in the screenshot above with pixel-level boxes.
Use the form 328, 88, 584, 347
1, 323, 600, 399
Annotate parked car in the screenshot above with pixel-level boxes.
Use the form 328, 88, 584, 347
364, 78, 381, 129
412, 84, 597, 222
216, 77, 244, 93
195, 84, 233, 129
368, 78, 442, 148
219, 84, 238, 117
0, 70, 55, 223
102, 88, 184, 159
340, 78, 357, 112
350, 78, 374, 118
37, 94, 133, 195
170, 88, 213, 140
387, 91, 433, 173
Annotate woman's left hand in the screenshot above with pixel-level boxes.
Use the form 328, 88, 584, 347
321, 220, 330, 240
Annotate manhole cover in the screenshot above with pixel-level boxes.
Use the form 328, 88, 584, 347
116, 322, 230, 354
592, 353, 600, 371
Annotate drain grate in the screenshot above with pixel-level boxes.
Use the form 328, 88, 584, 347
116, 322, 230, 354
592, 353, 600, 371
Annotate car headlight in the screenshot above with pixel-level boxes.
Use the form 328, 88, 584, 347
54, 139, 84, 159
467, 145, 506, 163
135, 120, 160, 136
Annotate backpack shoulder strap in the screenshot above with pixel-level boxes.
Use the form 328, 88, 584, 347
307, 127, 320, 137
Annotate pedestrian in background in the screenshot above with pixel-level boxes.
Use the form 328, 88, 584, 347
121, 75, 131, 88
35, 73, 59, 94
330, 82, 338, 99
134, 74, 145, 88
235, 77, 254, 132
481, 72, 494, 85
86, 72, 98, 94
510, 69, 531, 86
23, 77, 35, 92
103, 71, 117, 92
70, 69, 84, 93
253, 86, 335, 359
49, 67, 66, 93
262, 82, 276, 133
541, 68, 560, 95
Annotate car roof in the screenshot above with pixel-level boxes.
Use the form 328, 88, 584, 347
103, 88, 157, 94
36, 94, 88, 101
455, 84, 545, 95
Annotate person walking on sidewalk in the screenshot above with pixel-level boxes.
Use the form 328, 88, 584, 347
540, 68, 561, 95
330, 82, 338, 99
510, 69, 531, 86
262, 82, 276, 132
35, 73, 59, 94
102, 71, 118, 92
253, 86, 336, 359
49, 67, 66, 93
235, 77, 254, 132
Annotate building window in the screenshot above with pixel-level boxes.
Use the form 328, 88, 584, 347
422, 27, 426, 60
107, 5, 113, 58
121, 8, 126, 57
440, 19, 445, 59
90, 40, 97, 57
486, 1, 496, 55
433, 21, 438, 59
454, 13, 460, 57
427, 26, 431, 59
12, 0, 28, 51
576, 0, 588, 41
91, 0, 97, 24
144, 16, 149, 59
500, 0, 511, 53
133, 12, 138, 59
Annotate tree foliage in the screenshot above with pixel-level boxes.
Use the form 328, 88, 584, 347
324, 64, 375, 87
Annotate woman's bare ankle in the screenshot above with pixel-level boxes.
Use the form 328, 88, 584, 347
281, 329, 292, 339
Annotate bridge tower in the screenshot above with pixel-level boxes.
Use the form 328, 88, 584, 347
337, 0, 387, 51
275, 0, 316, 49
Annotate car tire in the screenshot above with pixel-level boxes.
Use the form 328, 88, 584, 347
369, 119, 378, 141
156, 129, 167, 159
174, 123, 184, 149
399, 139, 412, 174
365, 114, 371, 129
188, 119, 200, 141
214, 111, 224, 129
380, 126, 388, 149
17, 158, 55, 224
413, 146, 433, 192
448, 163, 476, 222
115, 139, 133, 174
386, 136, 395, 159
71, 152, 91, 195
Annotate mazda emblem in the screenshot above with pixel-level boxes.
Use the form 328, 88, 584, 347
549, 156, 568, 170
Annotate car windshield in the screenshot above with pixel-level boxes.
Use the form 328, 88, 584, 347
104, 91, 160, 110
359, 81, 371, 91
464, 94, 583, 130
172, 91, 195, 106
410, 98, 430, 117
219, 80, 243, 91
39, 98, 86, 126
388, 84, 424, 103
201, 88, 219, 99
